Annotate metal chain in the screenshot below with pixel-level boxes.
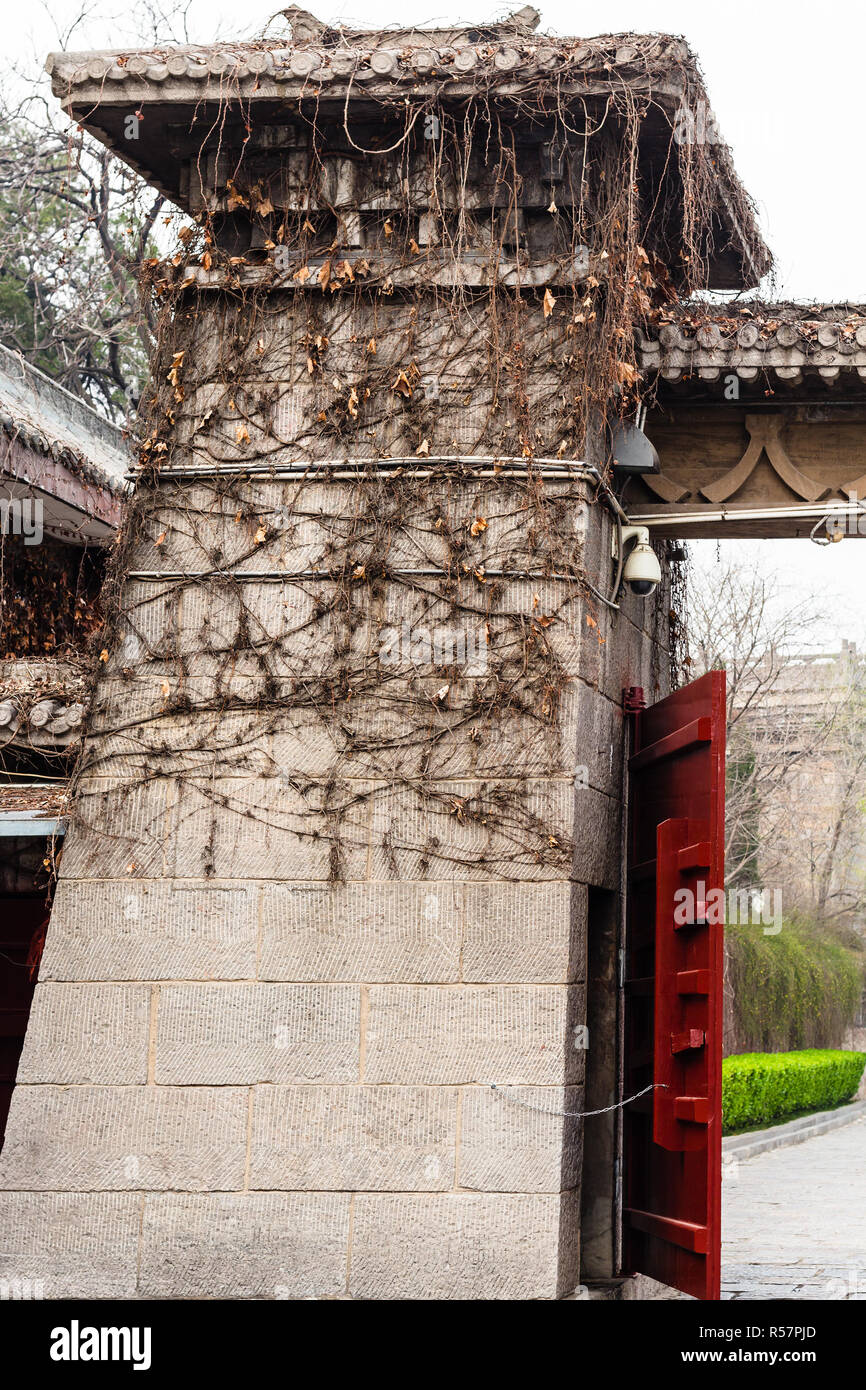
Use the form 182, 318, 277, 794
488, 1081, 668, 1119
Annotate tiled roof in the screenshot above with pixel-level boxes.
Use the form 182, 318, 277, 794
46, 27, 695, 98
640, 305, 866, 382
44, 17, 771, 292
0, 344, 130, 494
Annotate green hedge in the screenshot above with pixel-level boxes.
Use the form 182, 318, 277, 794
722, 1049, 866, 1134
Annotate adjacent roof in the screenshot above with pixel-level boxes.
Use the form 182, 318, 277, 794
45, 11, 770, 291
0, 782, 67, 833
0, 344, 129, 540
640, 303, 866, 386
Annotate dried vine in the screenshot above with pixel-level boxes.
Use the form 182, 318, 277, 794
60, 36, 732, 882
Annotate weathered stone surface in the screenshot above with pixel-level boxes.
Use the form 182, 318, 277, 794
163, 777, 370, 881
155, 983, 360, 1083
364, 985, 573, 1084
377, 576, 589, 683
0, 1193, 140, 1298
15, 984, 150, 1083
491, 579, 589, 678
368, 780, 573, 881
132, 476, 504, 580
459, 1085, 582, 1192
59, 779, 168, 879
599, 607, 659, 706
0, 1086, 248, 1191
87, 671, 589, 784
134, 480, 317, 573
40, 879, 257, 980
573, 683, 624, 795
85, 703, 277, 779
103, 582, 181, 674
259, 882, 461, 981
250, 1085, 456, 1190
571, 785, 620, 888
460, 882, 584, 982
294, 683, 583, 781
350, 1192, 579, 1299
177, 578, 373, 671
139, 1193, 350, 1298
574, 495, 611, 591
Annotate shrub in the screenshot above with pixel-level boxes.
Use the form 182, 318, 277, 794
722, 1049, 866, 1134
725, 920, 864, 1053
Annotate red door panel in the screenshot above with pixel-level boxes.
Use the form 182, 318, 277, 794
622, 671, 725, 1300
0, 896, 47, 1146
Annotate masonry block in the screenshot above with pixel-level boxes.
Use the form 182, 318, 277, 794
134, 477, 410, 581
155, 983, 360, 1083
368, 780, 574, 881
490, 579, 589, 679
139, 1193, 350, 1298
40, 879, 257, 981
250, 1085, 457, 1190
178, 577, 373, 672
571, 785, 620, 888
573, 683, 624, 795
259, 882, 461, 981
364, 985, 576, 1085
460, 881, 585, 982
105, 581, 182, 672
350, 1192, 579, 1299
59, 779, 168, 879
301, 682, 581, 782
0, 1086, 248, 1190
15, 984, 150, 1084
163, 776, 370, 881
600, 608, 658, 706
0, 1194, 140, 1299
88, 673, 585, 785
85, 704, 276, 780
459, 1085, 582, 1193
134, 480, 306, 574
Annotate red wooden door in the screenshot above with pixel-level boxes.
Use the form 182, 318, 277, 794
0, 896, 47, 1147
622, 671, 726, 1300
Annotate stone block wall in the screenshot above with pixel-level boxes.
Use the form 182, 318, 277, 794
0, 306, 669, 1299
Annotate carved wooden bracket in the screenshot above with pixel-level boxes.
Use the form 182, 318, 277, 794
641, 470, 689, 503
700, 415, 829, 504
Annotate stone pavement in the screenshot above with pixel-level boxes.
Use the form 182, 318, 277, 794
722, 1114, 866, 1299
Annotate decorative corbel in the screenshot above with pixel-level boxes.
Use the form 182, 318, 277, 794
641, 471, 689, 502
700, 414, 828, 504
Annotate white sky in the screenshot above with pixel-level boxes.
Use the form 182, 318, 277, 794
10, 0, 866, 647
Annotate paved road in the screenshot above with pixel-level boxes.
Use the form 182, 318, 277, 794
722, 1116, 866, 1299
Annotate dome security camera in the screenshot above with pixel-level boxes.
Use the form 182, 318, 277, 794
619, 525, 662, 598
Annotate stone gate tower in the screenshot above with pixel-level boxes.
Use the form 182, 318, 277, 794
0, 11, 766, 1298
